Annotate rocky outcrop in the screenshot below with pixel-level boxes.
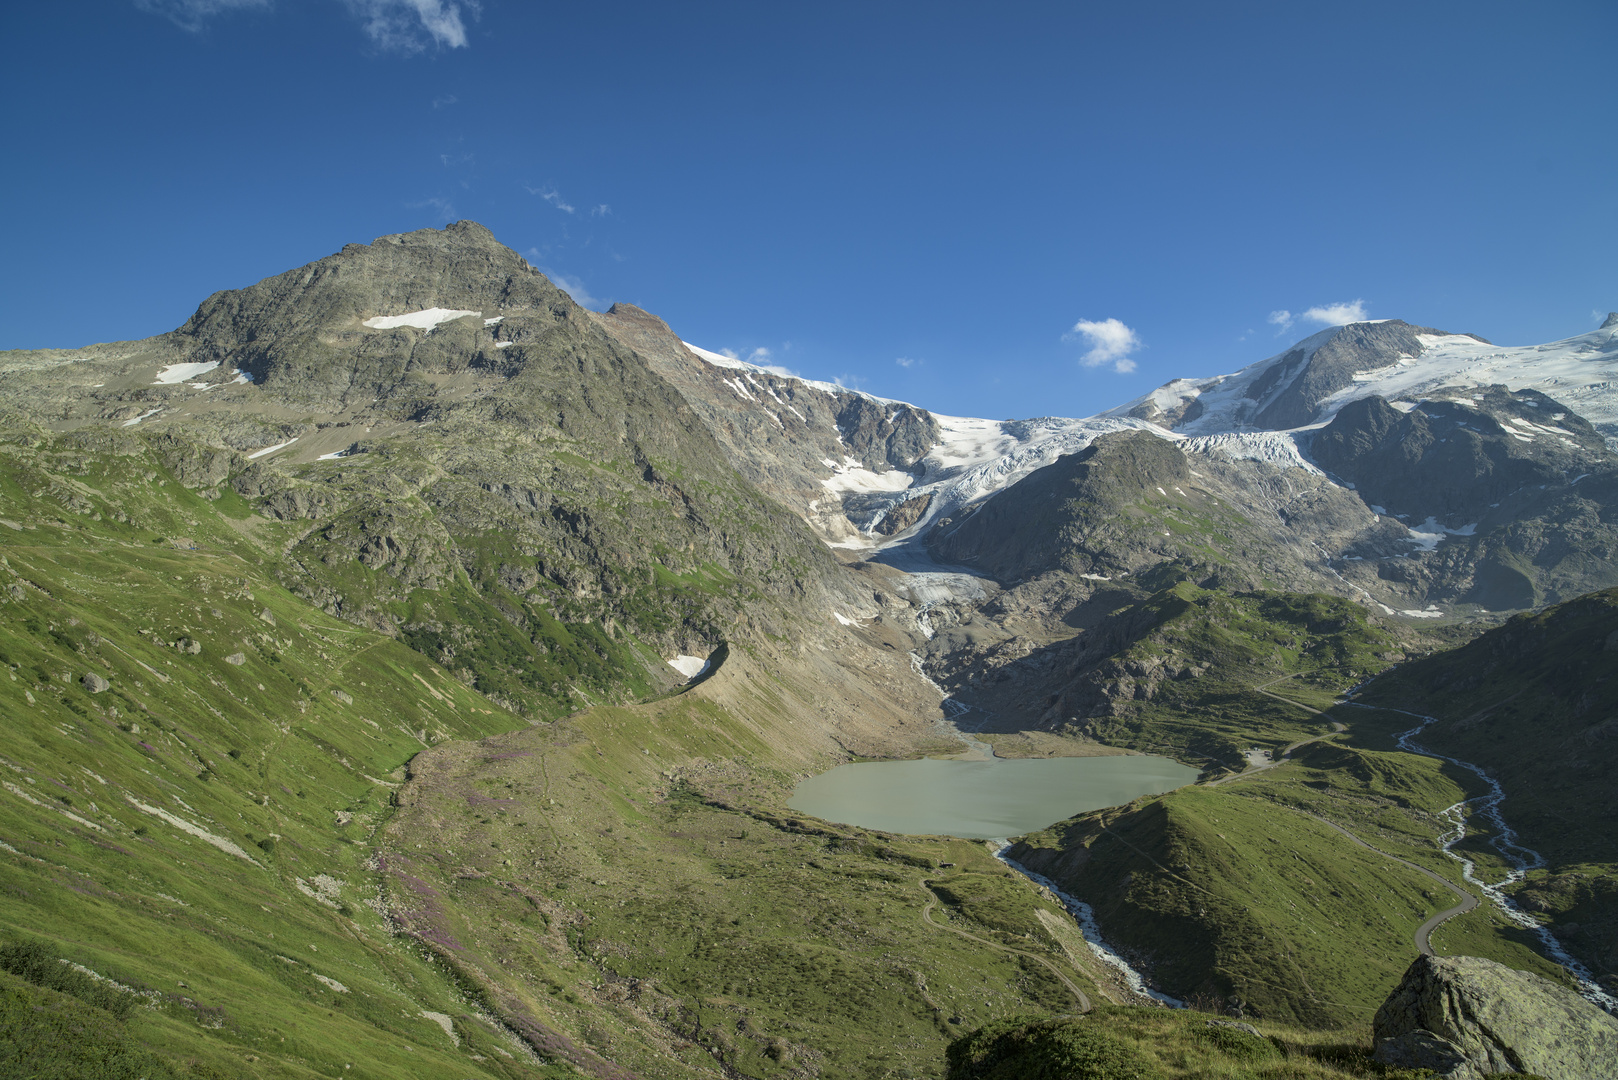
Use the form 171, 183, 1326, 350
1371, 954, 1618, 1079
875, 492, 932, 535
1312, 388, 1618, 611
1254, 320, 1472, 430
589, 302, 938, 542
927, 429, 1191, 583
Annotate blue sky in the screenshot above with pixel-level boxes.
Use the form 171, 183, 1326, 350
3, 2, 1614, 420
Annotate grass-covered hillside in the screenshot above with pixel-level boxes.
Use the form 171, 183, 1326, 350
1007, 685, 1579, 1030
1359, 587, 1618, 999
0, 440, 552, 1077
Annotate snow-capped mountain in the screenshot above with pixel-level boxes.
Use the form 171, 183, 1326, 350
1111, 316, 1618, 447
629, 308, 1617, 620
659, 314, 1618, 549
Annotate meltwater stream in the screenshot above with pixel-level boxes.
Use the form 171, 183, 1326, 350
1359, 702, 1618, 1014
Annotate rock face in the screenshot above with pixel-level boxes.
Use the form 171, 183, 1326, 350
0, 221, 879, 719
927, 429, 1192, 582
590, 302, 939, 543
1371, 954, 1618, 1079
1311, 387, 1618, 610
1252, 320, 1464, 430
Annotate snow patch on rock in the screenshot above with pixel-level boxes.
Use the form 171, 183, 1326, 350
363, 308, 481, 332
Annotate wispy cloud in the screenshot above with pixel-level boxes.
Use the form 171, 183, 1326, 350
525, 185, 575, 214
432, 93, 458, 109
343, 0, 476, 52
134, 0, 269, 33
719, 346, 799, 378
1269, 300, 1369, 334
138, 0, 476, 51
834, 374, 867, 391
590, 204, 611, 218
895, 357, 920, 368
408, 195, 457, 221
1064, 317, 1140, 374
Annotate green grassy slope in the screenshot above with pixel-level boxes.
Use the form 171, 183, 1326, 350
0, 438, 588, 1077
375, 689, 1107, 1080
1009, 695, 1576, 1029
1358, 586, 1618, 998
1010, 579, 1408, 768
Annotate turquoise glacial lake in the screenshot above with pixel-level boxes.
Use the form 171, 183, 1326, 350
788, 753, 1200, 839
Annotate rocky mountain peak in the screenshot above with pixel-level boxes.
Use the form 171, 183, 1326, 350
164, 221, 582, 406
1250, 319, 1469, 430
602, 302, 672, 330
1603, 311, 1618, 329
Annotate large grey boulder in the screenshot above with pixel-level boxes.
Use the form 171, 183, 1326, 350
1372, 954, 1618, 1079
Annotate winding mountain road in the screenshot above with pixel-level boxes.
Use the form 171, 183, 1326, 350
1211, 678, 1480, 955
916, 877, 1092, 1013
1297, 810, 1478, 955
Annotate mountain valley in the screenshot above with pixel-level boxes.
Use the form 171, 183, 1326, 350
1, 221, 1615, 1079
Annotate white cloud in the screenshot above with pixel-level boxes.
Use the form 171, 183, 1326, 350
525, 186, 575, 214
895, 357, 920, 368
590, 204, 611, 218
344, 0, 476, 53
134, 0, 270, 33
1268, 300, 1369, 336
431, 93, 458, 109
1064, 317, 1141, 374
540, 269, 607, 312
1301, 299, 1368, 325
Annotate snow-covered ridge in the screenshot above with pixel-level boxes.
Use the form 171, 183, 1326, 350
688, 318, 1618, 557
682, 341, 907, 405
1319, 327, 1618, 446
1111, 322, 1618, 447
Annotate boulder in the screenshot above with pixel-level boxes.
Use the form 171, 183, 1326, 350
80, 673, 110, 693
224, 652, 247, 666
1372, 954, 1618, 1079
